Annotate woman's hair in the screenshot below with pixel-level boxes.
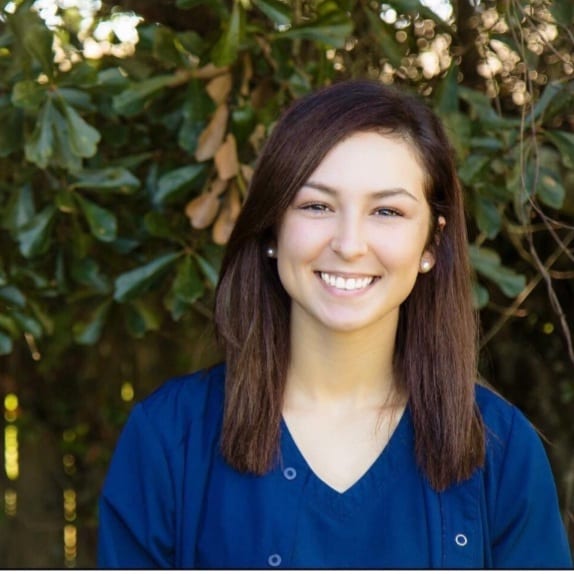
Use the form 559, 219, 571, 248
214, 79, 485, 491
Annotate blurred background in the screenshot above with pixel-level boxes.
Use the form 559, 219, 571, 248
0, 0, 572, 566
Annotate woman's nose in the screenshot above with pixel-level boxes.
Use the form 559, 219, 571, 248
329, 217, 368, 260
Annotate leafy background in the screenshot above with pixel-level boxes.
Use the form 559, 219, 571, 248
0, 0, 573, 566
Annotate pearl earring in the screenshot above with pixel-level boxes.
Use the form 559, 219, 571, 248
266, 246, 276, 258
420, 259, 431, 273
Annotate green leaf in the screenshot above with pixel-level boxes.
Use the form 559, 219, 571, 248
469, 245, 526, 298
364, 8, 403, 68
8, 8, 55, 77
60, 99, 101, 158
472, 281, 489, 309
527, 81, 563, 123
113, 75, 174, 116
279, 9, 353, 47
388, 0, 451, 29
59, 61, 99, 89
26, 96, 94, 170
441, 112, 472, 159
285, 71, 312, 99
458, 87, 520, 128
176, 0, 217, 7
114, 252, 181, 302
144, 212, 181, 241
164, 289, 189, 321
537, 168, 565, 209
0, 330, 13, 356
70, 258, 112, 293
153, 26, 184, 67
178, 80, 214, 154
124, 300, 162, 338
474, 196, 501, 239
17, 206, 57, 258
51, 103, 83, 172
155, 164, 206, 205
211, 0, 244, 66
550, 0, 574, 24
24, 98, 55, 169
177, 30, 207, 56
12, 311, 42, 338
458, 154, 490, 185
15, 268, 51, 290
11, 80, 46, 110
4, 184, 35, 231
73, 300, 112, 345
0, 314, 19, 338
469, 137, 504, 151
28, 300, 54, 336
194, 253, 219, 286
58, 88, 96, 111
173, 256, 205, 304
97, 68, 131, 91
109, 238, 141, 255
0, 286, 27, 308
23, 24, 54, 77
112, 152, 155, 171
252, 0, 291, 27
70, 168, 140, 193
75, 195, 118, 243
545, 130, 574, 169
434, 66, 459, 116
0, 98, 23, 157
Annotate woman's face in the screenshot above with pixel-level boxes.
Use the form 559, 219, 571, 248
275, 131, 435, 336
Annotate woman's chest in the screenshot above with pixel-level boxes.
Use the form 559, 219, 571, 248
182, 427, 487, 569
193, 455, 435, 568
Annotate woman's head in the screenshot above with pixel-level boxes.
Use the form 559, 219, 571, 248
274, 130, 437, 337
215, 80, 482, 488
218, 79, 468, 341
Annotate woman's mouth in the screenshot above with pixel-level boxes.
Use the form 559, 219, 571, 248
318, 272, 378, 291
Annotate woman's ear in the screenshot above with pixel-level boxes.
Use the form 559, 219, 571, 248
435, 216, 446, 245
420, 217, 445, 273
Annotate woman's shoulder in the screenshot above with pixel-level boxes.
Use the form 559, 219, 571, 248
475, 383, 526, 435
142, 362, 225, 408
134, 362, 226, 444
472, 386, 571, 567
473, 383, 548, 469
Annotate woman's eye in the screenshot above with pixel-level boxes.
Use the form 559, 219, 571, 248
375, 207, 402, 217
300, 203, 330, 212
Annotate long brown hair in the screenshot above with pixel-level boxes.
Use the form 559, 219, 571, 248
214, 79, 485, 490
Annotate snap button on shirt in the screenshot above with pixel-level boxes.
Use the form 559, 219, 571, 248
268, 553, 282, 567
283, 467, 297, 480
455, 533, 468, 547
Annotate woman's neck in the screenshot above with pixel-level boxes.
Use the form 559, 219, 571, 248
284, 313, 401, 410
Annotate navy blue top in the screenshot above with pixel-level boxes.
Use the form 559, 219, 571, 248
98, 364, 572, 568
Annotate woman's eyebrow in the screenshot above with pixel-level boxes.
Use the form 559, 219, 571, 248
303, 180, 419, 202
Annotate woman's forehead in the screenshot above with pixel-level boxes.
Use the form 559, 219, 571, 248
304, 131, 428, 201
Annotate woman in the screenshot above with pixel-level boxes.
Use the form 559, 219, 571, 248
98, 80, 572, 568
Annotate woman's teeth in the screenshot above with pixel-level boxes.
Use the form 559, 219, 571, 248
319, 272, 375, 291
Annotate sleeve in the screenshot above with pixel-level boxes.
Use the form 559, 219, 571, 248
490, 406, 572, 568
97, 403, 176, 568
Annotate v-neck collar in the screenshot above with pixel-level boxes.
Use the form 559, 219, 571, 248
279, 404, 414, 518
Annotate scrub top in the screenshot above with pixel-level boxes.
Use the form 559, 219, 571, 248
98, 363, 573, 568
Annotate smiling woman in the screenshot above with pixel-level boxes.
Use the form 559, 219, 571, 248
97, 80, 572, 568
276, 132, 432, 338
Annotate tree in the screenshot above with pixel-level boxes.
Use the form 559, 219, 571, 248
0, 0, 572, 565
